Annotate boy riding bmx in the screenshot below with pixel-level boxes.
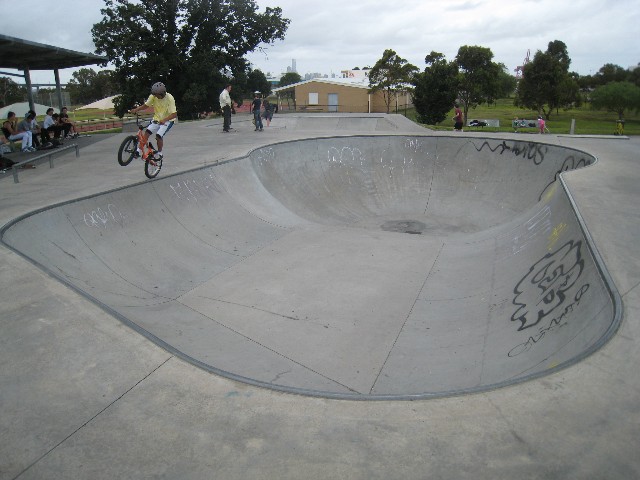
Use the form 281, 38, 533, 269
128, 82, 177, 161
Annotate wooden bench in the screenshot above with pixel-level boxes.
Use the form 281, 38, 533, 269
467, 119, 500, 129
512, 119, 540, 132
12, 144, 79, 183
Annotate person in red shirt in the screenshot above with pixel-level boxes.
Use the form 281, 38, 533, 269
453, 103, 463, 132
538, 116, 546, 134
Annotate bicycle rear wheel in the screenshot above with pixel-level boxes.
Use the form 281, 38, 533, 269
117, 135, 138, 166
144, 155, 163, 178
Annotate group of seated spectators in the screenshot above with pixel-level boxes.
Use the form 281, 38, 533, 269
1, 106, 79, 153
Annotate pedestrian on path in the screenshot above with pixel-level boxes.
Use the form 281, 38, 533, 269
251, 91, 263, 131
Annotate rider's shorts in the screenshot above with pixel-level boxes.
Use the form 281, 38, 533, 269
146, 121, 174, 138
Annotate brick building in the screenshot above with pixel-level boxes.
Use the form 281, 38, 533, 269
272, 78, 413, 114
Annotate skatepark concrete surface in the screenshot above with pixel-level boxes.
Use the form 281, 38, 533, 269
1, 113, 639, 478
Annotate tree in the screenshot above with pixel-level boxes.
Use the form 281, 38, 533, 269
558, 72, 582, 111
628, 64, 640, 87
67, 68, 115, 105
92, 0, 289, 117
496, 63, 517, 99
515, 40, 580, 119
412, 52, 458, 125
590, 81, 640, 119
454, 45, 501, 124
0, 77, 26, 107
247, 69, 271, 97
369, 49, 418, 114
594, 63, 629, 86
278, 71, 302, 110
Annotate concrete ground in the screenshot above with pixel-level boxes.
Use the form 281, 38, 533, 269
1, 114, 639, 479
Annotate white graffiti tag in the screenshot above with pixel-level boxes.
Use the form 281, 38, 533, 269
255, 147, 276, 165
327, 146, 365, 166
83, 204, 127, 228
169, 175, 217, 203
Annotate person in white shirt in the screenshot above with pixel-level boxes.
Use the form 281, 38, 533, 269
17, 111, 48, 149
219, 84, 233, 132
42, 108, 65, 142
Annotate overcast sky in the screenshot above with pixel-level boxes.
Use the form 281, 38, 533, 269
2, 0, 639, 85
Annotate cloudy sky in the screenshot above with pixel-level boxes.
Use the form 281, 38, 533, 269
2, 0, 639, 85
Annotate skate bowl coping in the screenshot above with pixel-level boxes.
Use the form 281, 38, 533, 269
1, 135, 622, 400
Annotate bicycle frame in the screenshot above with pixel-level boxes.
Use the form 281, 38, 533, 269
136, 125, 157, 164
117, 120, 163, 178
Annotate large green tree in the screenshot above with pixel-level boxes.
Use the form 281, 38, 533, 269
247, 69, 271, 97
594, 63, 629, 86
91, 0, 289, 117
515, 40, 580, 119
369, 49, 418, 114
590, 81, 640, 119
0, 77, 26, 108
495, 63, 517, 99
454, 45, 501, 124
412, 52, 458, 125
67, 68, 115, 105
628, 64, 640, 87
278, 71, 301, 110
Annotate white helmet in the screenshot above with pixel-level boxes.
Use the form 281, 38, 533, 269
151, 82, 167, 95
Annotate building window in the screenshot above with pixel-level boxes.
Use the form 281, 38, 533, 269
308, 93, 319, 105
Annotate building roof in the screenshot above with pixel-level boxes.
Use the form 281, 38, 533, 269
0, 34, 107, 70
272, 77, 371, 93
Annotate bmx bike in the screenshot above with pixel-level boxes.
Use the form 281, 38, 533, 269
117, 121, 163, 179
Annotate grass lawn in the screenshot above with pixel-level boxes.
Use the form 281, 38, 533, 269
39, 99, 639, 136
403, 97, 639, 135
33, 108, 149, 135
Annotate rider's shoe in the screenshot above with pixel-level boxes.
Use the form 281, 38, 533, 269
154, 152, 163, 160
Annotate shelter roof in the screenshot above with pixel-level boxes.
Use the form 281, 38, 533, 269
0, 34, 107, 70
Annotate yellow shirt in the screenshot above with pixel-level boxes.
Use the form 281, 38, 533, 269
145, 93, 178, 123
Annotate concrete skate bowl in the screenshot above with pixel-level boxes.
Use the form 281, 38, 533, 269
1, 135, 621, 400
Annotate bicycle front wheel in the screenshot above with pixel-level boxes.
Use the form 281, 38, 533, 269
144, 156, 163, 179
117, 135, 138, 166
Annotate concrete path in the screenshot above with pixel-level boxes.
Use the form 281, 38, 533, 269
1, 114, 639, 479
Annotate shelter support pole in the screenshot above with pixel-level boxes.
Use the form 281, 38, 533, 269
24, 67, 35, 113
54, 69, 63, 109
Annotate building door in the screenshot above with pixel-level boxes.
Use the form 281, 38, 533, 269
328, 93, 338, 112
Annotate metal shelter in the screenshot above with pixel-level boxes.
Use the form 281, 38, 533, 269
0, 34, 107, 111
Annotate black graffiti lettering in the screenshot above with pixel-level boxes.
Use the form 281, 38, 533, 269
511, 240, 584, 331
507, 283, 589, 357
511, 142, 548, 165
473, 140, 511, 155
575, 283, 590, 303
507, 315, 569, 357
